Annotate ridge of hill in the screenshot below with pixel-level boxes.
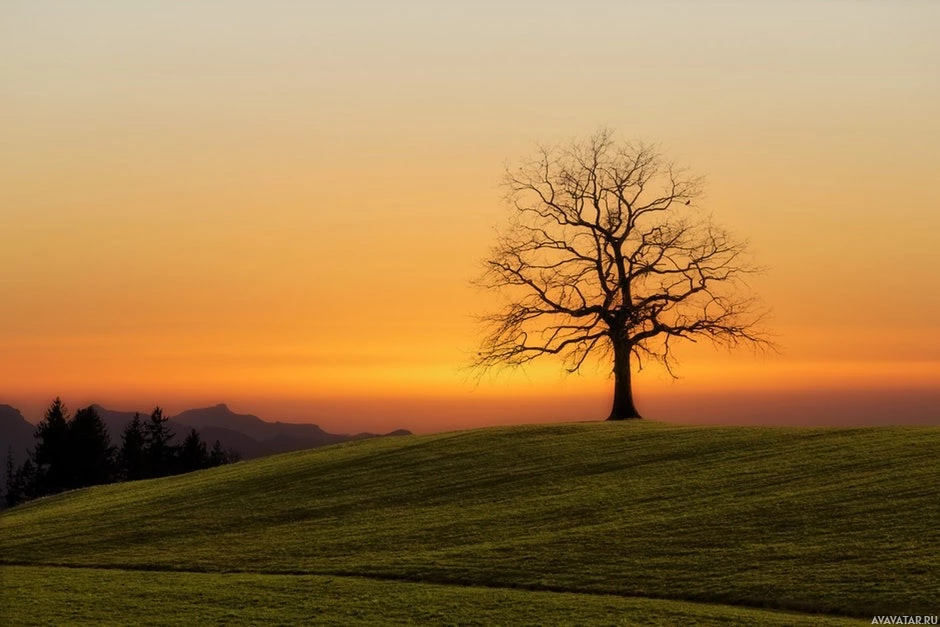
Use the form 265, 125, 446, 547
172, 403, 378, 446
1, 422, 936, 620
90, 403, 410, 459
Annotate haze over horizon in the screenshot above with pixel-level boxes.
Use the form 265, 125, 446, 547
3, 1, 939, 433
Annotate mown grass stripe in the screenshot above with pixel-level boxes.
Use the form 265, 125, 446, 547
1, 564, 869, 626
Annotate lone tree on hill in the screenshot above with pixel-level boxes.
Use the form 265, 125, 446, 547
473, 129, 770, 420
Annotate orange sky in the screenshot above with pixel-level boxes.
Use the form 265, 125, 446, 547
2, 2, 939, 432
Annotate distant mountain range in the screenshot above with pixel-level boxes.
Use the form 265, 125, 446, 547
0, 402, 410, 485
0, 404, 36, 479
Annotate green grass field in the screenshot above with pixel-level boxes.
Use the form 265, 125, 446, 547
1, 422, 936, 624
2, 565, 868, 626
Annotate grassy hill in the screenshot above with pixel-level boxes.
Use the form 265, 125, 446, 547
1, 422, 937, 624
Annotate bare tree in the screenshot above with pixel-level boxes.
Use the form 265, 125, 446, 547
473, 129, 770, 420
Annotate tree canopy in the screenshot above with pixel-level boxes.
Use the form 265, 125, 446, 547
474, 129, 770, 419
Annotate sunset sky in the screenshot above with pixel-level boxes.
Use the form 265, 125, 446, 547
2, 1, 939, 432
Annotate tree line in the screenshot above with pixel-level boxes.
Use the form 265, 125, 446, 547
3, 398, 238, 508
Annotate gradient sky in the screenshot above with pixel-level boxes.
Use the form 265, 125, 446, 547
2, 1, 939, 432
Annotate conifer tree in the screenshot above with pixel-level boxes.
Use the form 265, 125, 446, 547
180, 428, 208, 472
68, 406, 115, 488
145, 407, 176, 477
33, 397, 71, 494
119, 413, 148, 480
3, 448, 17, 508
12, 457, 37, 505
208, 440, 227, 467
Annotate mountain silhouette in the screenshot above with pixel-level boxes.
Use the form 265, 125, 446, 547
91, 405, 185, 445
0, 405, 37, 486
92, 403, 410, 460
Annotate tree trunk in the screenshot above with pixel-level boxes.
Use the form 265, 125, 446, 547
608, 339, 642, 420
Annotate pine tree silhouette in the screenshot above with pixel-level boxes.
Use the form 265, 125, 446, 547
33, 398, 70, 495
4, 448, 17, 508
119, 413, 148, 480
180, 429, 209, 472
68, 406, 115, 488
145, 407, 177, 477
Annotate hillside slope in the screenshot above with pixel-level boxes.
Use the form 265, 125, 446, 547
1, 422, 937, 617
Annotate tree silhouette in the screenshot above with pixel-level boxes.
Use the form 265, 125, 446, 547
4, 448, 17, 508
474, 130, 770, 420
33, 397, 71, 494
119, 413, 148, 480
179, 428, 208, 472
4, 455, 37, 507
208, 440, 228, 467
68, 406, 115, 488
145, 407, 176, 477
3, 399, 237, 508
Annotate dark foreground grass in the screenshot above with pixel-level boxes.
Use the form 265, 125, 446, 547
1, 565, 866, 626
1, 422, 937, 621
